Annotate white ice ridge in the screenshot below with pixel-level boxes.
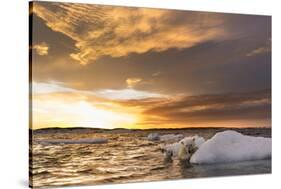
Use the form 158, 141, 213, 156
190, 130, 272, 164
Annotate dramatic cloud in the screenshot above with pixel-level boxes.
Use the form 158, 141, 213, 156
33, 42, 49, 55
141, 89, 271, 126
33, 2, 228, 65
32, 82, 271, 129
30, 2, 271, 129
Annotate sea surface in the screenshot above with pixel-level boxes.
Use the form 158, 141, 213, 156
30, 128, 271, 188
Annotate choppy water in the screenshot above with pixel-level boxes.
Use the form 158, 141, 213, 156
30, 128, 271, 188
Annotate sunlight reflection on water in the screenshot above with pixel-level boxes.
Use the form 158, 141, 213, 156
30, 129, 271, 188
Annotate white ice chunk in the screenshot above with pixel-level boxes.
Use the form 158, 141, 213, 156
190, 130, 271, 164
147, 133, 160, 141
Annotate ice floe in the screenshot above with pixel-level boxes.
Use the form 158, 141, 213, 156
160, 130, 271, 164
36, 138, 108, 144
147, 133, 160, 141
147, 133, 184, 142
190, 130, 271, 164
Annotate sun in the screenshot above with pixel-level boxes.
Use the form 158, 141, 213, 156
33, 98, 138, 129
74, 101, 138, 128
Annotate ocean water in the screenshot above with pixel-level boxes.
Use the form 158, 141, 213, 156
30, 128, 271, 188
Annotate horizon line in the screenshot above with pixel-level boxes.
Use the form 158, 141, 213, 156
31, 125, 272, 131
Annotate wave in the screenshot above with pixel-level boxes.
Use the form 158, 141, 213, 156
36, 138, 108, 144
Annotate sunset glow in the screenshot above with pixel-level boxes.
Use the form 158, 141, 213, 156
31, 2, 271, 129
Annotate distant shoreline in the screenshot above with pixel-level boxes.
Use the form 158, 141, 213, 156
30, 126, 272, 135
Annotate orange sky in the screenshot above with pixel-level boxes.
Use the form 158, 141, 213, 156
30, 2, 271, 129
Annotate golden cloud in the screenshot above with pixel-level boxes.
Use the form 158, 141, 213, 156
33, 2, 228, 65
33, 42, 49, 56
126, 78, 142, 88
32, 81, 271, 129
247, 46, 271, 57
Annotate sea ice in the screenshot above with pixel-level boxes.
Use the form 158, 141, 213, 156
37, 138, 108, 144
147, 133, 184, 142
190, 130, 272, 164
159, 134, 184, 142
147, 133, 160, 141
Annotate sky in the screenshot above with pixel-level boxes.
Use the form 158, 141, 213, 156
30, 2, 271, 129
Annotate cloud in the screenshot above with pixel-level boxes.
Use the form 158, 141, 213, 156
152, 71, 161, 77
120, 89, 271, 127
33, 81, 166, 101
32, 81, 271, 128
94, 88, 166, 100
33, 81, 75, 94
32, 81, 96, 96
33, 2, 228, 65
247, 46, 271, 57
247, 39, 271, 57
126, 78, 142, 88
33, 42, 49, 55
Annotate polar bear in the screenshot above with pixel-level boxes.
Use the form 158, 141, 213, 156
178, 141, 192, 161
161, 135, 205, 162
